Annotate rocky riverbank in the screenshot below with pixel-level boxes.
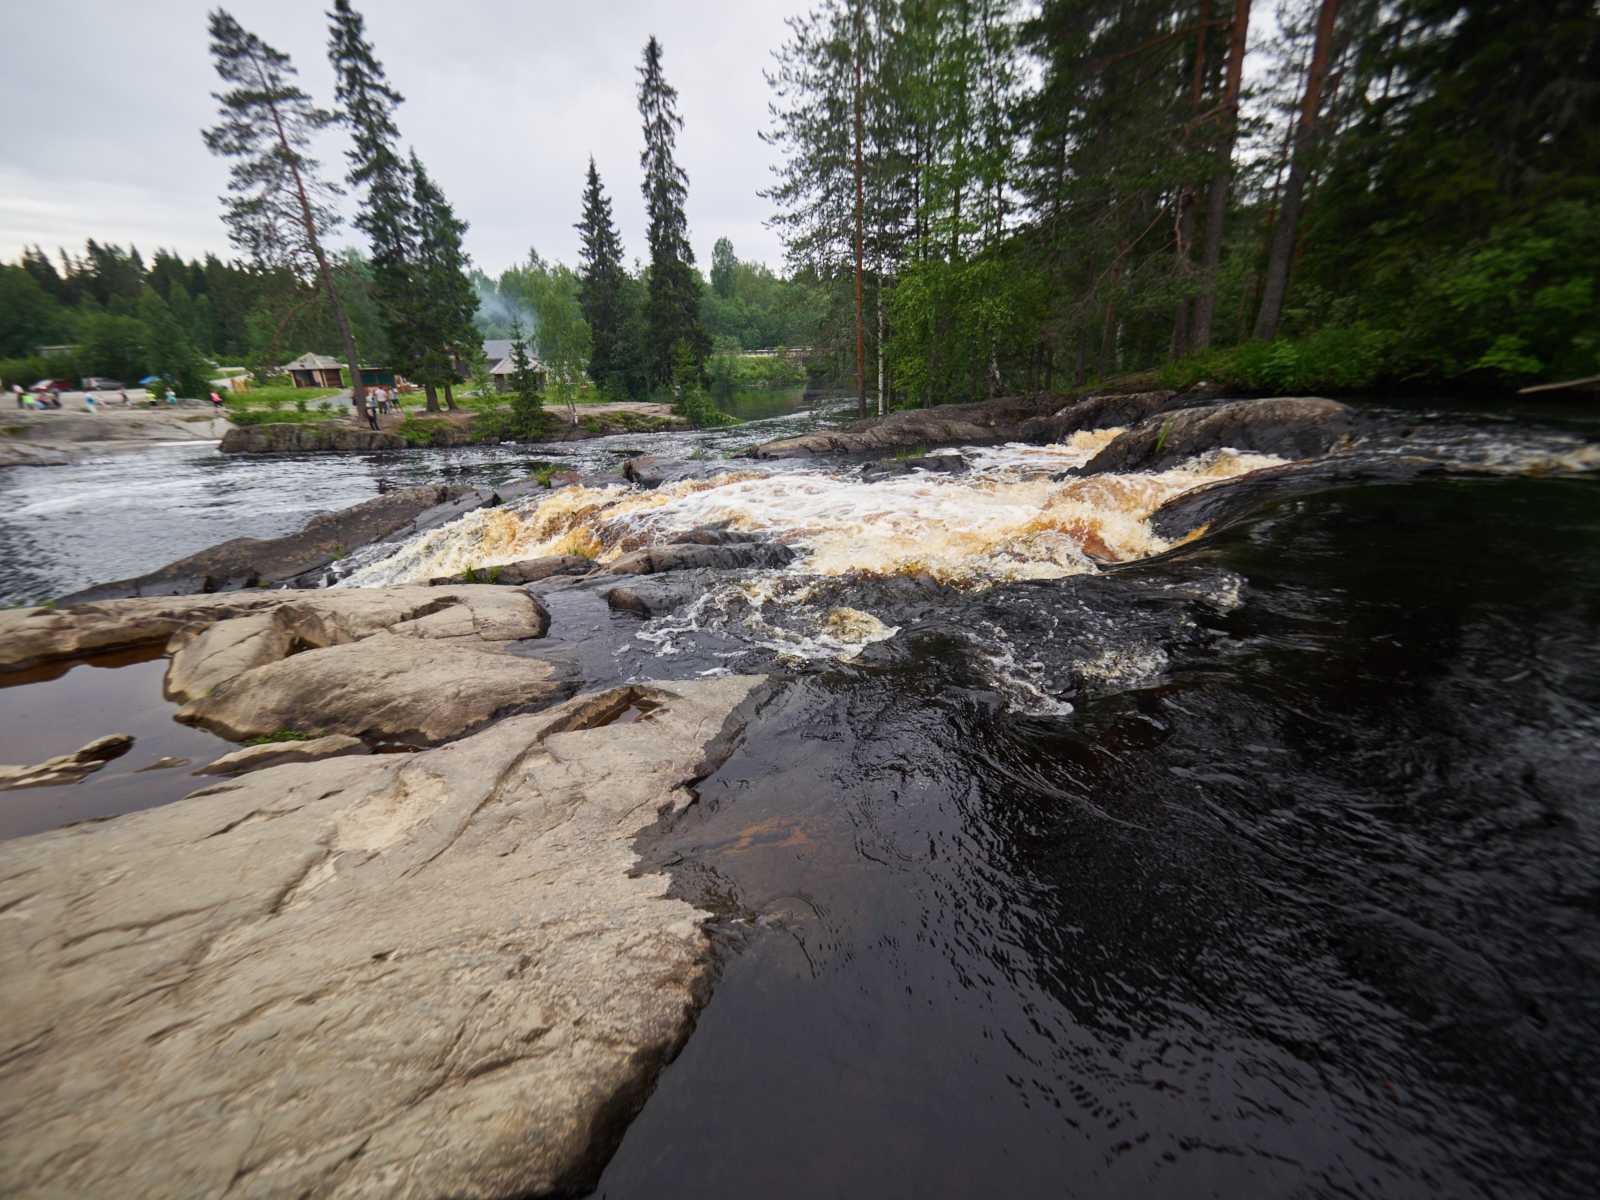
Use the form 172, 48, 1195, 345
6, 390, 1593, 1196
0, 408, 232, 466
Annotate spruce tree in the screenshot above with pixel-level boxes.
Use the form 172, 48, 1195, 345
203, 9, 368, 419
327, 0, 416, 375
410, 153, 478, 412
574, 158, 627, 397
637, 36, 708, 388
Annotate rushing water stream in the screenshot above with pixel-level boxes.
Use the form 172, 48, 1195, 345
2, 395, 1597, 1196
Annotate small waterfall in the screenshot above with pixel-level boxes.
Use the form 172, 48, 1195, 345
345, 429, 1286, 590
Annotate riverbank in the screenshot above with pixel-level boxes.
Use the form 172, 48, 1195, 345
0, 408, 231, 465
2, 391, 1597, 1197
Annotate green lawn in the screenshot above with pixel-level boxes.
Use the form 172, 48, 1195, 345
225, 386, 341, 409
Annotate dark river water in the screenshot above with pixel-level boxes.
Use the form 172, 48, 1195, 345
1, 393, 1596, 1197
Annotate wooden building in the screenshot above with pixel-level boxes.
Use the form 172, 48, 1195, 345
283, 353, 346, 389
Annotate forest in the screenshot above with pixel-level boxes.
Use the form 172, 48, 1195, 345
2, 0, 1594, 412
766, 0, 1599, 408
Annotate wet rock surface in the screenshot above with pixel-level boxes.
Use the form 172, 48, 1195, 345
750, 395, 1050, 458
1017, 389, 1201, 442
0, 734, 134, 791
606, 540, 796, 576
1082, 396, 1356, 474
0, 675, 764, 1199
62, 485, 484, 602
219, 423, 405, 454
861, 452, 970, 481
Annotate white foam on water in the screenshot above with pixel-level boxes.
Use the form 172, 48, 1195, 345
345, 432, 1286, 591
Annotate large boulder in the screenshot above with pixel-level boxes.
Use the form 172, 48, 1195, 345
1017, 390, 1201, 443
1082, 397, 1356, 474
0, 676, 764, 1199
162, 587, 560, 745
219, 423, 405, 454
428, 556, 594, 587
749, 396, 1049, 459
605, 541, 795, 576
177, 632, 568, 745
164, 586, 550, 704
0, 592, 291, 674
63, 485, 483, 601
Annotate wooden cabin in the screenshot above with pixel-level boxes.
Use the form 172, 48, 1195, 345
283, 353, 346, 389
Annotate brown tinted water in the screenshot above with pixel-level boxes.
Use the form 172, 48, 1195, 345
0, 648, 236, 841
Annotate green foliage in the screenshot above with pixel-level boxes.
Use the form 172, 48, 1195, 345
244, 729, 315, 745
888, 255, 1048, 406
1160, 326, 1402, 394
227, 408, 337, 426
528, 261, 592, 424
459, 565, 502, 584
0, 265, 66, 356
506, 315, 543, 436
638, 36, 709, 386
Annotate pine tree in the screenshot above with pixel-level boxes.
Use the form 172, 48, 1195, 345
574, 158, 628, 396
637, 36, 708, 387
410, 153, 478, 412
327, 0, 416, 376
202, 9, 368, 419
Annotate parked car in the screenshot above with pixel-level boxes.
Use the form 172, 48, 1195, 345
80, 376, 124, 391
29, 378, 72, 393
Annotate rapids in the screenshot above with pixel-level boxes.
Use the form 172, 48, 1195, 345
2, 394, 1598, 1198
344, 431, 1284, 588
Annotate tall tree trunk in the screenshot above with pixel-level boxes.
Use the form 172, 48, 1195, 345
1172, 0, 1213, 358
1191, 0, 1251, 351
423, 382, 439, 413
876, 269, 886, 417
853, 13, 867, 419
1254, 0, 1340, 341
443, 381, 457, 411
249, 49, 367, 423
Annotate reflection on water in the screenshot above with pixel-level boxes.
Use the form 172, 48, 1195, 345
598, 477, 1600, 1199
0, 649, 236, 840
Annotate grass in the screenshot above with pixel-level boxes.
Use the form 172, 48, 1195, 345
227, 409, 341, 427
243, 729, 315, 745
226, 386, 340, 409
459, 565, 503, 584
893, 445, 929, 461
530, 464, 561, 488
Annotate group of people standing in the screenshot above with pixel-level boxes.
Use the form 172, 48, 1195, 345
360, 385, 398, 431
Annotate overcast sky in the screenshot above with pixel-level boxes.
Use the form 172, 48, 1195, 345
0, 0, 805, 278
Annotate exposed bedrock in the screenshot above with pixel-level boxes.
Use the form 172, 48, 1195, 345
61, 485, 485, 601
0, 674, 765, 1199
193, 733, 371, 777
605, 540, 796, 576
164, 586, 561, 745
218, 423, 405, 454
1082, 397, 1357, 475
749, 395, 1050, 458
1016, 389, 1202, 443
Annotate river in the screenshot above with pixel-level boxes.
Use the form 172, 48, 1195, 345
1, 393, 1597, 1197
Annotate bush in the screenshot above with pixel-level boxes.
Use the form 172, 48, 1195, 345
1159, 325, 1401, 394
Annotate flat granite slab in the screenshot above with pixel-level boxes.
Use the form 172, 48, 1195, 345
0, 674, 763, 1198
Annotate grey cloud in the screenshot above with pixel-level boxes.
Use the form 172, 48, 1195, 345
0, 0, 797, 274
